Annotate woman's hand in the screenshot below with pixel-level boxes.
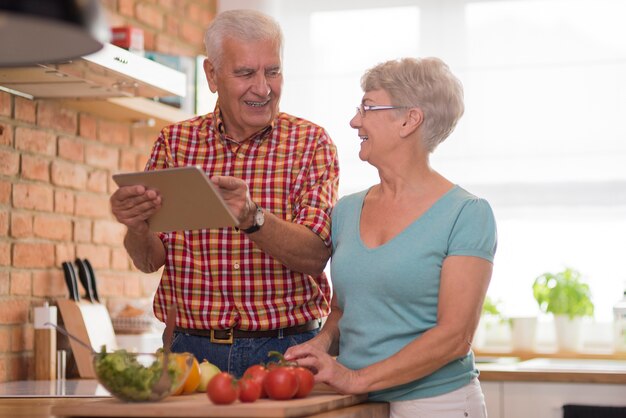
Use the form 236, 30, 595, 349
284, 344, 365, 395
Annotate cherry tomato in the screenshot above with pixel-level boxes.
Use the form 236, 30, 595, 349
206, 372, 239, 405
264, 366, 299, 400
293, 366, 315, 398
238, 377, 263, 403
243, 364, 269, 398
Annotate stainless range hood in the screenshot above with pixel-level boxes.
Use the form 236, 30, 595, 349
0, 43, 186, 99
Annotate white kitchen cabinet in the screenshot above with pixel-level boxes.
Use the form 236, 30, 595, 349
483, 381, 626, 418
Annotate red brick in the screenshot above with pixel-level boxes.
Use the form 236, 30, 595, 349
141, 272, 161, 296
96, 272, 124, 296
97, 120, 131, 146
125, 275, 142, 297
33, 214, 73, 241
74, 219, 92, 242
0, 210, 7, 236
50, 160, 87, 190
0, 242, 9, 266
0, 358, 6, 382
0, 299, 29, 324
0, 148, 19, 176
10, 271, 31, 296
10, 355, 29, 381
165, 15, 179, 37
135, 154, 148, 171
85, 142, 119, 170
14, 97, 36, 123
55, 242, 75, 266
0, 123, 13, 146
54, 190, 74, 214
0, 91, 11, 117
15, 127, 56, 156
0, 180, 11, 204
10, 212, 33, 238
12, 325, 33, 352
75, 194, 111, 218
119, 149, 137, 172
118, 0, 135, 17
21, 154, 50, 182
180, 22, 204, 45
12, 243, 55, 268
58, 136, 84, 162
37, 101, 77, 135
0, 328, 9, 352
87, 169, 108, 193
0, 271, 8, 296
111, 248, 130, 270
12, 183, 54, 211
143, 30, 156, 51
131, 128, 155, 149
78, 114, 97, 140
136, 2, 164, 30
93, 220, 126, 245
32, 270, 66, 298
76, 244, 110, 269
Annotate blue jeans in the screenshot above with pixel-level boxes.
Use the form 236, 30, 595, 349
170, 329, 319, 378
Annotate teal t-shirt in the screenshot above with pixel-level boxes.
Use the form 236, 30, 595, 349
331, 185, 497, 402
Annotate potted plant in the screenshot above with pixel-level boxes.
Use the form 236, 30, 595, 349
473, 296, 506, 349
532, 267, 594, 351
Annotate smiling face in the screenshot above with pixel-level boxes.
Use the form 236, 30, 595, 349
350, 89, 405, 165
204, 36, 283, 141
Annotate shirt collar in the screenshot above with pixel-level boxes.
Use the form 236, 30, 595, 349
214, 101, 275, 144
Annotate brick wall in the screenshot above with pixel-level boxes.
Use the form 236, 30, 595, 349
0, 0, 216, 382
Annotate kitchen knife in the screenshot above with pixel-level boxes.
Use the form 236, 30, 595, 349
83, 259, 100, 303
61, 262, 80, 302
75, 258, 95, 303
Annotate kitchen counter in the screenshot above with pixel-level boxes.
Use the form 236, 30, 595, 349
0, 381, 389, 418
477, 357, 626, 384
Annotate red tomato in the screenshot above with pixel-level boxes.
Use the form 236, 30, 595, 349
206, 372, 239, 405
293, 366, 315, 398
263, 367, 299, 400
243, 364, 269, 398
238, 377, 263, 403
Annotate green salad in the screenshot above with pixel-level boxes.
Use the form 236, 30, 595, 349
93, 348, 180, 402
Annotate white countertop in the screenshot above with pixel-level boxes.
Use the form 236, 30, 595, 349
0, 379, 109, 398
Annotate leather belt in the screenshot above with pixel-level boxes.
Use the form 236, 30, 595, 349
175, 320, 321, 344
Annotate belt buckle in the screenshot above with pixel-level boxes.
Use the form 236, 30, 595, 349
210, 329, 234, 344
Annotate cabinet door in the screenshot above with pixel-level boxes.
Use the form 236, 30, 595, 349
481, 381, 503, 418
502, 382, 626, 418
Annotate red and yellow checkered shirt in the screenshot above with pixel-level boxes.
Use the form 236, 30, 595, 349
148, 105, 339, 331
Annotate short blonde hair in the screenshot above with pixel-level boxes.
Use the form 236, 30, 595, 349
361, 57, 464, 152
204, 9, 283, 70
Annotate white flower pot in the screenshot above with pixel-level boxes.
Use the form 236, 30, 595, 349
554, 315, 583, 351
511, 317, 537, 351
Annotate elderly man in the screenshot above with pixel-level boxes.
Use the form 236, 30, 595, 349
110, 9, 339, 377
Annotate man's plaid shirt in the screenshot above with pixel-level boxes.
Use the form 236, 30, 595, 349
147, 105, 339, 331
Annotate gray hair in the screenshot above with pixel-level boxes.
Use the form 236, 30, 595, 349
204, 9, 283, 70
361, 57, 464, 152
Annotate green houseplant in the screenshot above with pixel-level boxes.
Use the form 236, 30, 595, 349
532, 267, 594, 351
532, 267, 594, 319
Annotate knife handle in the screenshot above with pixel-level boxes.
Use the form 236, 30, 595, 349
83, 259, 100, 303
61, 262, 80, 302
75, 258, 94, 303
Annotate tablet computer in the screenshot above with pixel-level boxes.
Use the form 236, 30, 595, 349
112, 166, 239, 232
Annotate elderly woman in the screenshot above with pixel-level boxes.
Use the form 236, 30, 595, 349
285, 57, 497, 418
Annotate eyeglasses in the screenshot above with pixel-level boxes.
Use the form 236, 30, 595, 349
356, 104, 412, 118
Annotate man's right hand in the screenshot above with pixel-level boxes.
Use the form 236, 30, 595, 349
110, 185, 162, 235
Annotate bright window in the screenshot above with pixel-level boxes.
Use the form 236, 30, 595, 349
222, 1, 626, 328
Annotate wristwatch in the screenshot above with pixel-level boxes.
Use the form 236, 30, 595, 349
238, 203, 265, 234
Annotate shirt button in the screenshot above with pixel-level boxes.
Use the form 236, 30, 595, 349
233, 262, 240, 270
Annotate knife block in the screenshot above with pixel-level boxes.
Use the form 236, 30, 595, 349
56, 299, 118, 378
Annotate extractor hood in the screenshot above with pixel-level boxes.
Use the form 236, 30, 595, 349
0, 43, 186, 99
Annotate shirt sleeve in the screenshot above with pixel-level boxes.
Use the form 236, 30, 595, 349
293, 128, 340, 247
447, 198, 498, 262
